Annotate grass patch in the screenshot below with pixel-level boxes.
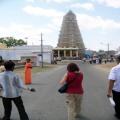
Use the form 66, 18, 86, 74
99, 62, 116, 69
95, 62, 117, 72
32, 65, 56, 73
14, 64, 57, 79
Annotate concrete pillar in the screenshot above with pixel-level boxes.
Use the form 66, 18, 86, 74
58, 50, 60, 57
76, 50, 78, 57
70, 50, 72, 57
64, 50, 66, 57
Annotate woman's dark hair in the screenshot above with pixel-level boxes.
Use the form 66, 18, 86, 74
4, 60, 15, 70
26, 58, 31, 62
67, 63, 79, 72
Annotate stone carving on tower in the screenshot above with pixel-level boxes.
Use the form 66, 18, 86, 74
53, 10, 85, 59
58, 11, 85, 51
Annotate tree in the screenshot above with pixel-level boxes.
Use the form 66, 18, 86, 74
0, 37, 27, 47
98, 50, 105, 52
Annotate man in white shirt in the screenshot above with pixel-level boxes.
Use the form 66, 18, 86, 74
0, 60, 29, 120
108, 55, 120, 119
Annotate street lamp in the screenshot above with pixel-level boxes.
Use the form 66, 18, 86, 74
40, 33, 43, 68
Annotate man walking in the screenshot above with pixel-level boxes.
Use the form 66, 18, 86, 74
107, 55, 120, 119
0, 60, 29, 120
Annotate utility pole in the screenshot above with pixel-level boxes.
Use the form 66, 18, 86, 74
107, 43, 109, 59
24, 37, 28, 45
41, 33, 43, 68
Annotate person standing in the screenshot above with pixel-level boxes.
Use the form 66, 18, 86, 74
59, 63, 84, 120
107, 55, 120, 119
0, 60, 29, 120
24, 59, 32, 85
0, 60, 5, 72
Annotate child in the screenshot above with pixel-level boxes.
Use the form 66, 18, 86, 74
0, 60, 31, 120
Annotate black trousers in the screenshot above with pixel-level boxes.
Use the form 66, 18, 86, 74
112, 90, 120, 116
2, 96, 29, 120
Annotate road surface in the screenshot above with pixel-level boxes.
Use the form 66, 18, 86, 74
0, 61, 117, 120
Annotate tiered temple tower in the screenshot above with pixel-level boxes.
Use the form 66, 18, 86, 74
53, 10, 85, 59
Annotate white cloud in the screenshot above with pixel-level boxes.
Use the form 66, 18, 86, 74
26, 0, 72, 3
76, 13, 120, 30
94, 0, 120, 8
23, 5, 64, 17
26, 0, 34, 2
45, 0, 71, 3
1, 7, 120, 46
23, 5, 120, 30
23, 5, 64, 30
0, 23, 54, 45
70, 3, 95, 10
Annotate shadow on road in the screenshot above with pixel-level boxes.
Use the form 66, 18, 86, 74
30, 82, 48, 86
77, 115, 91, 120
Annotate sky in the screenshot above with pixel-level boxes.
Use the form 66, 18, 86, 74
0, 0, 120, 51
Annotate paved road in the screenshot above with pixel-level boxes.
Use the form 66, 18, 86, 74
0, 61, 118, 120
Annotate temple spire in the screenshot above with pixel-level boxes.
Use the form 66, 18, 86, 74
57, 11, 85, 50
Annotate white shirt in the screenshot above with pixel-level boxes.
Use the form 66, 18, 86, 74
108, 63, 120, 92
0, 71, 25, 98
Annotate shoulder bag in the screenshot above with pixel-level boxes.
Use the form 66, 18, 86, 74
58, 75, 77, 94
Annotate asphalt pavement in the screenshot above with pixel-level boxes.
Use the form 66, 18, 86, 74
0, 61, 118, 120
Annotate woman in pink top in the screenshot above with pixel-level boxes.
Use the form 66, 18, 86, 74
60, 63, 84, 120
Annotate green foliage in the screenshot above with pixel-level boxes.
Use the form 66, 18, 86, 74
0, 37, 27, 47
99, 50, 105, 52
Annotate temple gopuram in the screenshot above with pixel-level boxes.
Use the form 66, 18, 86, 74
53, 10, 85, 60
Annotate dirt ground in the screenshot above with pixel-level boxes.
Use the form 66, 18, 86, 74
94, 62, 117, 72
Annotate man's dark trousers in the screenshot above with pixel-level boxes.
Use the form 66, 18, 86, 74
2, 96, 29, 120
112, 90, 120, 118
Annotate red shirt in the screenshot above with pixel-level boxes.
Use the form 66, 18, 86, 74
66, 72, 84, 94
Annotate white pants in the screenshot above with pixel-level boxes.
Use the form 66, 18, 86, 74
66, 94, 83, 120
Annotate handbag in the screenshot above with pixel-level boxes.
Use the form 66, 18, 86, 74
58, 83, 68, 93
58, 75, 77, 94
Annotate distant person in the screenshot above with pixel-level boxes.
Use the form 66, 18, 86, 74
59, 63, 84, 120
0, 60, 5, 72
83, 57, 86, 63
96, 58, 99, 64
99, 58, 102, 64
24, 58, 32, 84
92, 57, 96, 64
107, 55, 120, 119
89, 58, 92, 64
104, 58, 107, 64
0, 60, 30, 120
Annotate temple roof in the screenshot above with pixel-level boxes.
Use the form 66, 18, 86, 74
66, 10, 75, 16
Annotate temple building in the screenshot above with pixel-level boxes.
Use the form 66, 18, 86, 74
53, 10, 85, 60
